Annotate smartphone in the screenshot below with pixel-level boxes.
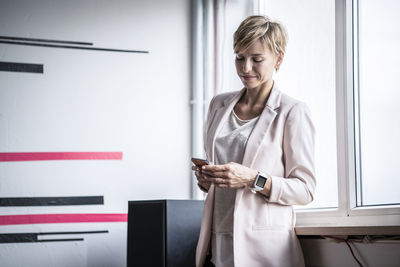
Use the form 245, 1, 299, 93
191, 157, 209, 166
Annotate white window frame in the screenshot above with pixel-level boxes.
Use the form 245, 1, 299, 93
295, 0, 400, 227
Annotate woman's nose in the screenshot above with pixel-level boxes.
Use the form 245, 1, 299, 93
243, 59, 252, 73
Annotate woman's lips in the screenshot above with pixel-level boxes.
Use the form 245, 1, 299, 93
242, 75, 256, 80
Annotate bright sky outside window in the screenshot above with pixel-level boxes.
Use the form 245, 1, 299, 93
356, 0, 400, 206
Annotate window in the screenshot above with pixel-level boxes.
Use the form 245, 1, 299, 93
193, 0, 400, 226
355, 0, 400, 206
260, 0, 400, 226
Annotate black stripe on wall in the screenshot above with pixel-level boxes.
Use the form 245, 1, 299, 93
0, 233, 38, 243
0, 36, 93, 46
0, 196, 104, 206
39, 230, 109, 235
0, 234, 83, 243
0, 61, 43, 73
0, 230, 108, 243
0, 40, 149, 54
39, 238, 85, 242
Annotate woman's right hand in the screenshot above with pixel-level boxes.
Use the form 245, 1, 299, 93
192, 165, 211, 193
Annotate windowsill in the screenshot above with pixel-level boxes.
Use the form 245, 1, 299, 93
295, 225, 400, 236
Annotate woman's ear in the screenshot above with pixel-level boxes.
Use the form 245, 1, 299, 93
275, 52, 285, 70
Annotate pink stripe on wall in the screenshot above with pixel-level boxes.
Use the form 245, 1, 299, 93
0, 152, 123, 161
0, 213, 128, 225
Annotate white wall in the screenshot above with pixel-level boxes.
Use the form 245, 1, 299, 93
0, 0, 191, 266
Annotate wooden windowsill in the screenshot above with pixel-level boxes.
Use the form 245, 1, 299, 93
295, 225, 400, 236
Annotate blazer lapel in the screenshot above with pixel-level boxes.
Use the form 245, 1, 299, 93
235, 84, 281, 212
241, 108, 277, 167
242, 84, 282, 168
206, 88, 246, 163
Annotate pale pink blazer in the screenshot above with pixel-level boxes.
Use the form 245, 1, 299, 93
195, 84, 316, 267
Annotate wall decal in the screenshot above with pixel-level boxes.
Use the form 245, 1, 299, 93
0, 233, 83, 243
0, 230, 108, 243
0, 40, 148, 54
0, 213, 127, 226
0, 35, 93, 46
0, 152, 123, 161
0, 61, 43, 73
0, 196, 104, 206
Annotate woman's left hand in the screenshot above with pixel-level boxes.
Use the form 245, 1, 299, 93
201, 162, 258, 188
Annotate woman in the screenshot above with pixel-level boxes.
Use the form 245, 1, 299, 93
193, 15, 316, 267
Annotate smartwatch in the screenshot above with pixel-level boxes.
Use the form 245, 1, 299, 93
249, 172, 268, 194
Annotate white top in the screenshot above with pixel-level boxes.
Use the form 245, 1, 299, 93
212, 110, 259, 267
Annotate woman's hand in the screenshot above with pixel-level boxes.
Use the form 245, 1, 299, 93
200, 162, 258, 188
192, 165, 212, 192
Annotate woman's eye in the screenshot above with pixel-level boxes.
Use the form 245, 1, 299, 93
235, 56, 244, 61
253, 58, 263, 63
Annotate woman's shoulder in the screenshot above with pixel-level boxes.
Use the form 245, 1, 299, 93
276, 93, 313, 126
213, 90, 241, 102
209, 89, 242, 108
279, 92, 310, 114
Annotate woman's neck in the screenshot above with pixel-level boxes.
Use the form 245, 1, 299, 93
243, 80, 274, 107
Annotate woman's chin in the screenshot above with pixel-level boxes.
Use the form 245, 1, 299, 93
241, 81, 257, 89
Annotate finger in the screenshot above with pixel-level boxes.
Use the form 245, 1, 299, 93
198, 179, 211, 185
201, 164, 229, 172
202, 170, 230, 179
197, 177, 208, 183
206, 177, 227, 184
203, 174, 228, 182
197, 182, 208, 193
202, 173, 215, 180
195, 171, 207, 180
192, 166, 198, 171
217, 182, 244, 189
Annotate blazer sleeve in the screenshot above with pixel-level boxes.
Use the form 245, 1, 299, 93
203, 96, 216, 161
268, 102, 316, 206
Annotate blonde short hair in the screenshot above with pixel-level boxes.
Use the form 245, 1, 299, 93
234, 15, 288, 57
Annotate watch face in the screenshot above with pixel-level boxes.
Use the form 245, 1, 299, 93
256, 176, 267, 188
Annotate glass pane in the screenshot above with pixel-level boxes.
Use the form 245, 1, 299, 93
262, 0, 337, 208
358, 0, 400, 205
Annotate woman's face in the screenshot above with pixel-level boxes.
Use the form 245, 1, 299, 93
235, 39, 281, 91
